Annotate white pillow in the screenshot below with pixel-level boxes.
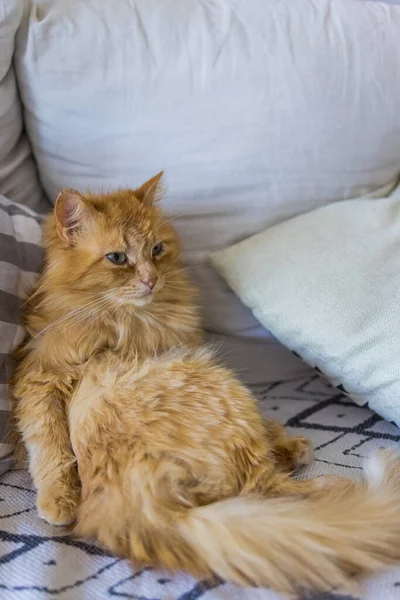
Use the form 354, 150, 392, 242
211, 184, 400, 427
13, 0, 400, 340
0, 0, 44, 209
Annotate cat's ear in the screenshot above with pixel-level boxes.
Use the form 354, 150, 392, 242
54, 188, 93, 243
134, 171, 164, 206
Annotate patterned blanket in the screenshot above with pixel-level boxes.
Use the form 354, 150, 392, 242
1, 375, 400, 600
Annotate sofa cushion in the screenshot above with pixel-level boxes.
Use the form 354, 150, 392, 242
211, 183, 400, 427
0, 0, 44, 209
0, 195, 42, 473
13, 0, 400, 343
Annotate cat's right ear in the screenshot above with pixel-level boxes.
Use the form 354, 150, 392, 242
55, 189, 91, 243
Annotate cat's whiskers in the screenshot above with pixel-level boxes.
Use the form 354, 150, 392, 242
159, 288, 176, 300
33, 297, 106, 338
33, 296, 116, 338
163, 281, 187, 287
84, 298, 119, 329
71, 288, 120, 298
165, 265, 197, 277
56, 298, 116, 335
58, 295, 124, 337
163, 283, 188, 292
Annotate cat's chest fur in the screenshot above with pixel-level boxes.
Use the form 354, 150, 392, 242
109, 301, 202, 357
29, 298, 200, 381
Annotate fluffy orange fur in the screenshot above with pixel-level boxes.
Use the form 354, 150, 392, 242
13, 175, 400, 595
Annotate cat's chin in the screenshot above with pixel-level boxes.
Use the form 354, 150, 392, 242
130, 295, 154, 307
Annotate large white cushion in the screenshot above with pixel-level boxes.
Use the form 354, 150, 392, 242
13, 0, 400, 346
0, 0, 44, 209
211, 183, 400, 426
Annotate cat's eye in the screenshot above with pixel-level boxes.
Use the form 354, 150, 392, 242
152, 242, 164, 257
106, 252, 128, 265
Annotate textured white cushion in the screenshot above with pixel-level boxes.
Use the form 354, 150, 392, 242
13, 0, 400, 345
0, 0, 44, 209
211, 183, 400, 426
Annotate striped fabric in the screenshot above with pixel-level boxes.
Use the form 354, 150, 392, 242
0, 195, 42, 474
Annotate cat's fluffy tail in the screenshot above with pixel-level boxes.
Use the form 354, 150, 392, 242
76, 449, 400, 594
177, 449, 400, 594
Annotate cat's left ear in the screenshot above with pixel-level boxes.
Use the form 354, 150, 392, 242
134, 171, 164, 206
54, 188, 94, 243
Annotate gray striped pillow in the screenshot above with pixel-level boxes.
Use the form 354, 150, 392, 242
0, 195, 43, 474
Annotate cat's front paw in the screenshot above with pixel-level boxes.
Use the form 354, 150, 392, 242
37, 484, 80, 526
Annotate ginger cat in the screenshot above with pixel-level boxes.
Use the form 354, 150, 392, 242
13, 174, 400, 595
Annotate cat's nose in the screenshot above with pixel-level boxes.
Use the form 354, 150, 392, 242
141, 276, 158, 290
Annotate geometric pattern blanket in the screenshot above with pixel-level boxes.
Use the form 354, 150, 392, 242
1, 375, 400, 600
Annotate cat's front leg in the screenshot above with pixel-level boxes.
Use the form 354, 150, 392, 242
14, 366, 80, 526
